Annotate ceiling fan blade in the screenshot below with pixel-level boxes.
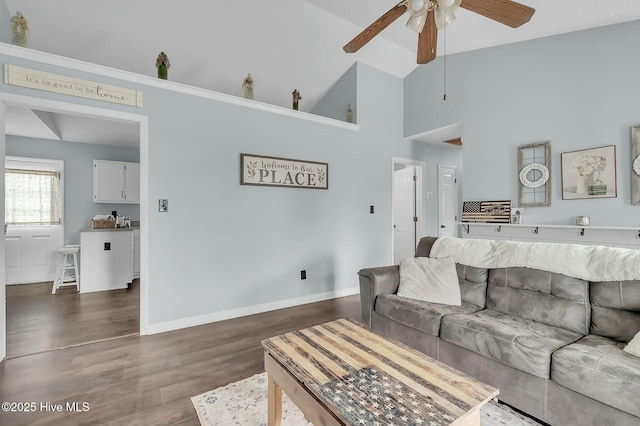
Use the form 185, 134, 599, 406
343, 1, 408, 53
417, 8, 437, 64
460, 0, 535, 28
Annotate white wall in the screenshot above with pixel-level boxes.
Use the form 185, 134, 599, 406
404, 20, 640, 226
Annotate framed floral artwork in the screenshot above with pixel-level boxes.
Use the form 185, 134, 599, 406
561, 145, 617, 200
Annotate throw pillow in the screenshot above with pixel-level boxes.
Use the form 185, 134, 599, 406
397, 257, 461, 305
624, 331, 640, 357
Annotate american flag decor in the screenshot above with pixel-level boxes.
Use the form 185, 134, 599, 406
462, 200, 512, 223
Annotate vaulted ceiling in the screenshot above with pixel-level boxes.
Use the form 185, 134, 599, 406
5, 0, 640, 114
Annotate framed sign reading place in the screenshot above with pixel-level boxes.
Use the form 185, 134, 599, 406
240, 153, 328, 190
518, 141, 551, 207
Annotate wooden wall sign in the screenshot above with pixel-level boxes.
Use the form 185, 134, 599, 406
4, 64, 143, 108
461, 200, 512, 223
240, 153, 328, 190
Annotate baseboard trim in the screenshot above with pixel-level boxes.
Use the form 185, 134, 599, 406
146, 287, 359, 335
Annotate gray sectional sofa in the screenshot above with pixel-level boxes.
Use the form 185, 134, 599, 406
358, 236, 640, 426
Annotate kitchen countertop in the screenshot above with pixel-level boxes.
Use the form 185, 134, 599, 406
80, 227, 140, 233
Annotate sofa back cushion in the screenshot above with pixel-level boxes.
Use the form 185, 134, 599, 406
486, 267, 590, 335
590, 280, 640, 343
456, 264, 488, 307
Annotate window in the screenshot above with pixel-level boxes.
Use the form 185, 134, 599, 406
5, 168, 61, 225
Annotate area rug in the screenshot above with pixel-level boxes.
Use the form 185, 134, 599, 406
191, 373, 542, 426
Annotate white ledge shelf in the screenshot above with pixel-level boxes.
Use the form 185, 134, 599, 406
0, 43, 360, 131
457, 222, 640, 243
405, 122, 463, 146
457, 222, 640, 232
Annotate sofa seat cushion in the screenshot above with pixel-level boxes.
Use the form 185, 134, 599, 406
374, 294, 482, 337
440, 309, 582, 378
551, 334, 640, 418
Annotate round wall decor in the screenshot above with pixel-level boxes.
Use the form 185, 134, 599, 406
519, 163, 549, 188
633, 155, 640, 177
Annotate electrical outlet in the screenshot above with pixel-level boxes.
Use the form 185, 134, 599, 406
104, 242, 111, 251
300, 270, 307, 280
370, 205, 374, 214
159, 199, 168, 212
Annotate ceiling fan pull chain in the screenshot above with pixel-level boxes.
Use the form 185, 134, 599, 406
443, 14, 447, 101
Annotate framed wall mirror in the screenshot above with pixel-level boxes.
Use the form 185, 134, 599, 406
518, 141, 551, 207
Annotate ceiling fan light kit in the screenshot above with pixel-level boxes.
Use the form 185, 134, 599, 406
343, 0, 535, 64
406, 0, 429, 33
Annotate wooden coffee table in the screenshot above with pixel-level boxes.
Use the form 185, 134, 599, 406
262, 318, 498, 426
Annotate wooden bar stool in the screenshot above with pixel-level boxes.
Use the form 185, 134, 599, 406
52, 246, 80, 294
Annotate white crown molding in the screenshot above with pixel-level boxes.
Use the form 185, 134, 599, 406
0, 43, 360, 131
146, 286, 359, 335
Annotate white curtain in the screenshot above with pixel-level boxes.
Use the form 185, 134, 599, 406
5, 168, 61, 225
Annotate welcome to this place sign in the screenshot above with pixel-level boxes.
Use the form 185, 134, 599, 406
4, 64, 143, 108
241, 153, 328, 190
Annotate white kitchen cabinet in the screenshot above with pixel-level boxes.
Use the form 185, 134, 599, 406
133, 228, 140, 279
80, 229, 133, 293
125, 163, 140, 203
93, 160, 140, 203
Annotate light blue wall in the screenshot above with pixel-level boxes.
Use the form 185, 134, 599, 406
141, 61, 410, 323
1, 50, 445, 326
404, 20, 640, 226
311, 63, 357, 123
0, 2, 10, 44
6, 136, 140, 245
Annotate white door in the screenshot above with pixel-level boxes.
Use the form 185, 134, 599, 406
5, 226, 62, 284
393, 166, 416, 264
5, 157, 64, 284
439, 165, 458, 238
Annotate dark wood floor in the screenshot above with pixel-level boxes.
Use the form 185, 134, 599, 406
6, 280, 140, 358
0, 294, 361, 425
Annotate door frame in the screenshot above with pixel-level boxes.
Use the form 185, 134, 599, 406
391, 157, 424, 264
0, 92, 150, 361
438, 164, 459, 238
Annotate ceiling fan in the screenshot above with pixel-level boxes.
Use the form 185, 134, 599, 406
343, 0, 535, 64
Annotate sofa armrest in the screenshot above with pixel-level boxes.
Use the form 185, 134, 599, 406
358, 265, 400, 327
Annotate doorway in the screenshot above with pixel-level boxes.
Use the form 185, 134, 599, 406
392, 158, 424, 264
0, 93, 149, 360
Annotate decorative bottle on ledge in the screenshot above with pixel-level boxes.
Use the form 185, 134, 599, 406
242, 73, 254, 100
292, 89, 302, 110
156, 52, 170, 80
346, 104, 353, 123
11, 12, 28, 47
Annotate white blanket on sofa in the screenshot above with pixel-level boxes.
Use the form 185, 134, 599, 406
430, 237, 640, 282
